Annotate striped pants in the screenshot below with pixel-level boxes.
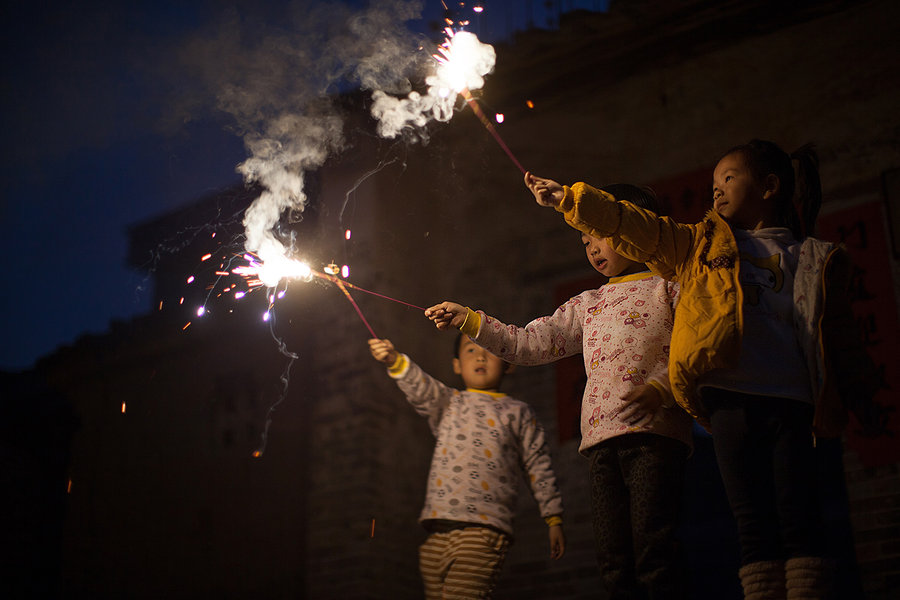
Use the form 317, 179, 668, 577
419, 526, 511, 599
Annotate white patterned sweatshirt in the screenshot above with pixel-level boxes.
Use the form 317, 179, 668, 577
462, 272, 693, 455
388, 355, 563, 536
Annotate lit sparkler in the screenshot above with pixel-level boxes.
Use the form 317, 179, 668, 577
433, 29, 526, 174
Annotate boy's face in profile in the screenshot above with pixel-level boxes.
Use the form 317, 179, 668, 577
453, 336, 511, 391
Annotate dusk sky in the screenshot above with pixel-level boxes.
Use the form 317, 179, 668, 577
1, 0, 608, 371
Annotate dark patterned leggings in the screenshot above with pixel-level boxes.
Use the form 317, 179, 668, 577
705, 390, 822, 565
589, 433, 689, 600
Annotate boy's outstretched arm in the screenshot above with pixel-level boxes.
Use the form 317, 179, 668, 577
548, 523, 565, 560
424, 301, 469, 331
368, 338, 399, 365
524, 171, 565, 208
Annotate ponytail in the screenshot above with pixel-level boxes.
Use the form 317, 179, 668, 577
790, 144, 822, 239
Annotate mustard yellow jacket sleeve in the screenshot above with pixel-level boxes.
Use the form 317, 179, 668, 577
557, 182, 699, 282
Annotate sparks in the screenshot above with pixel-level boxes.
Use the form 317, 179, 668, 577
495, 113, 504, 123
341, 265, 350, 278
432, 30, 495, 94
233, 255, 313, 288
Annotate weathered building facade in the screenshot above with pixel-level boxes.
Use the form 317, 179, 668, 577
11, 1, 899, 598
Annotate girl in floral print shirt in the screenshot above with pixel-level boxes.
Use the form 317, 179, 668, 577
426, 184, 693, 600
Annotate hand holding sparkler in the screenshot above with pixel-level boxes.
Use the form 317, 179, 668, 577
368, 338, 399, 365
424, 301, 468, 331
524, 172, 565, 208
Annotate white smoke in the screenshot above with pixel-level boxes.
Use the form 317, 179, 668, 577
370, 31, 496, 139
171, 1, 496, 279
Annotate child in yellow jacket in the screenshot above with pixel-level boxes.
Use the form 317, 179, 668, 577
523, 140, 878, 599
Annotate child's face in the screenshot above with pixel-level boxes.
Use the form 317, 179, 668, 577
712, 152, 776, 230
453, 336, 509, 391
582, 233, 645, 278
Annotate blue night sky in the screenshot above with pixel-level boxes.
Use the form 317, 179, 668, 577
1, 0, 607, 371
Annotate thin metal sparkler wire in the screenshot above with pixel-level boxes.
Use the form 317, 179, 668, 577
312, 271, 426, 311
460, 88, 527, 175
334, 279, 378, 338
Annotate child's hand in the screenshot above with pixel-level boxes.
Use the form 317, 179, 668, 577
524, 171, 565, 208
424, 302, 467, 330
368, 338, 398, 364
548, 524, 565, 560
616, 384, 664, 428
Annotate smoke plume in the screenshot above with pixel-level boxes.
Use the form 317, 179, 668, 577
170, 0, 495, 273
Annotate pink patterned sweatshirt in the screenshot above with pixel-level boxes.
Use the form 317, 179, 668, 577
462, 272, 693, 455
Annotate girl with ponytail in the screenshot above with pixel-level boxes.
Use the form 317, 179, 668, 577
524, 140, 878, 599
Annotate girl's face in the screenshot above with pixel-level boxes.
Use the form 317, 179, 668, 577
712, 152, 777, 230
582, 233, 644, 278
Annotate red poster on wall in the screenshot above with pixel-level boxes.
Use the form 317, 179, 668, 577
818, 201, 900, 467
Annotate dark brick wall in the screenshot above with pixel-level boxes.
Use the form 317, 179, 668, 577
31, 1, 900, 598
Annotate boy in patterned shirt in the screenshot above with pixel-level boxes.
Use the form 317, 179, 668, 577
426, 184, 693, 599
368, 334, 565, 599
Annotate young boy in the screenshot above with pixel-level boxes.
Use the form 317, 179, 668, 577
368, 335, 565, 599
424, 185, 693, 599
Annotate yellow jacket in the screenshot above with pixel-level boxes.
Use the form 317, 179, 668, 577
557, 182, 874, 437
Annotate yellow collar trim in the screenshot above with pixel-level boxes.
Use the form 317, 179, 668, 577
465, 388, 506, 398
608, 270, 653, 284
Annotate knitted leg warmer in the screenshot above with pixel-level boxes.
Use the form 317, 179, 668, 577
739, 560, 787, 600
785, 556, 835, 600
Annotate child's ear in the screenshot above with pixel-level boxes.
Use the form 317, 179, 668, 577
452, 357, 462, 375
504, 363, 516, 375
762, 173, 780, 200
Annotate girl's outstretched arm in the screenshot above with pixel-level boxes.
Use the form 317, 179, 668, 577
524, 171, 565, 208
425, 302, 468, 330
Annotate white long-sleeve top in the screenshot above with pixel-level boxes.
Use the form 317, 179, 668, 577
464, 272, 693, 455
388, 355, 563, 536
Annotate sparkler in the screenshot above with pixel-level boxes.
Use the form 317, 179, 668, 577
460, 88, 526, 175
433, 29, 527, 174
227, 253, 423, 336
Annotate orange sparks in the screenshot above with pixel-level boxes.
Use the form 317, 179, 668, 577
179, 297, 185, 304
67, 479, 73, 494
201, 253, 212, 261
252, 450, 262, 458
526, 100, 534, 108
158, 301, 163, 311
215, 271, 229, 276
186, 276, 195, 284
121, 401, 126, 414
182, 322, 192, 330
370, 518, 376, 538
